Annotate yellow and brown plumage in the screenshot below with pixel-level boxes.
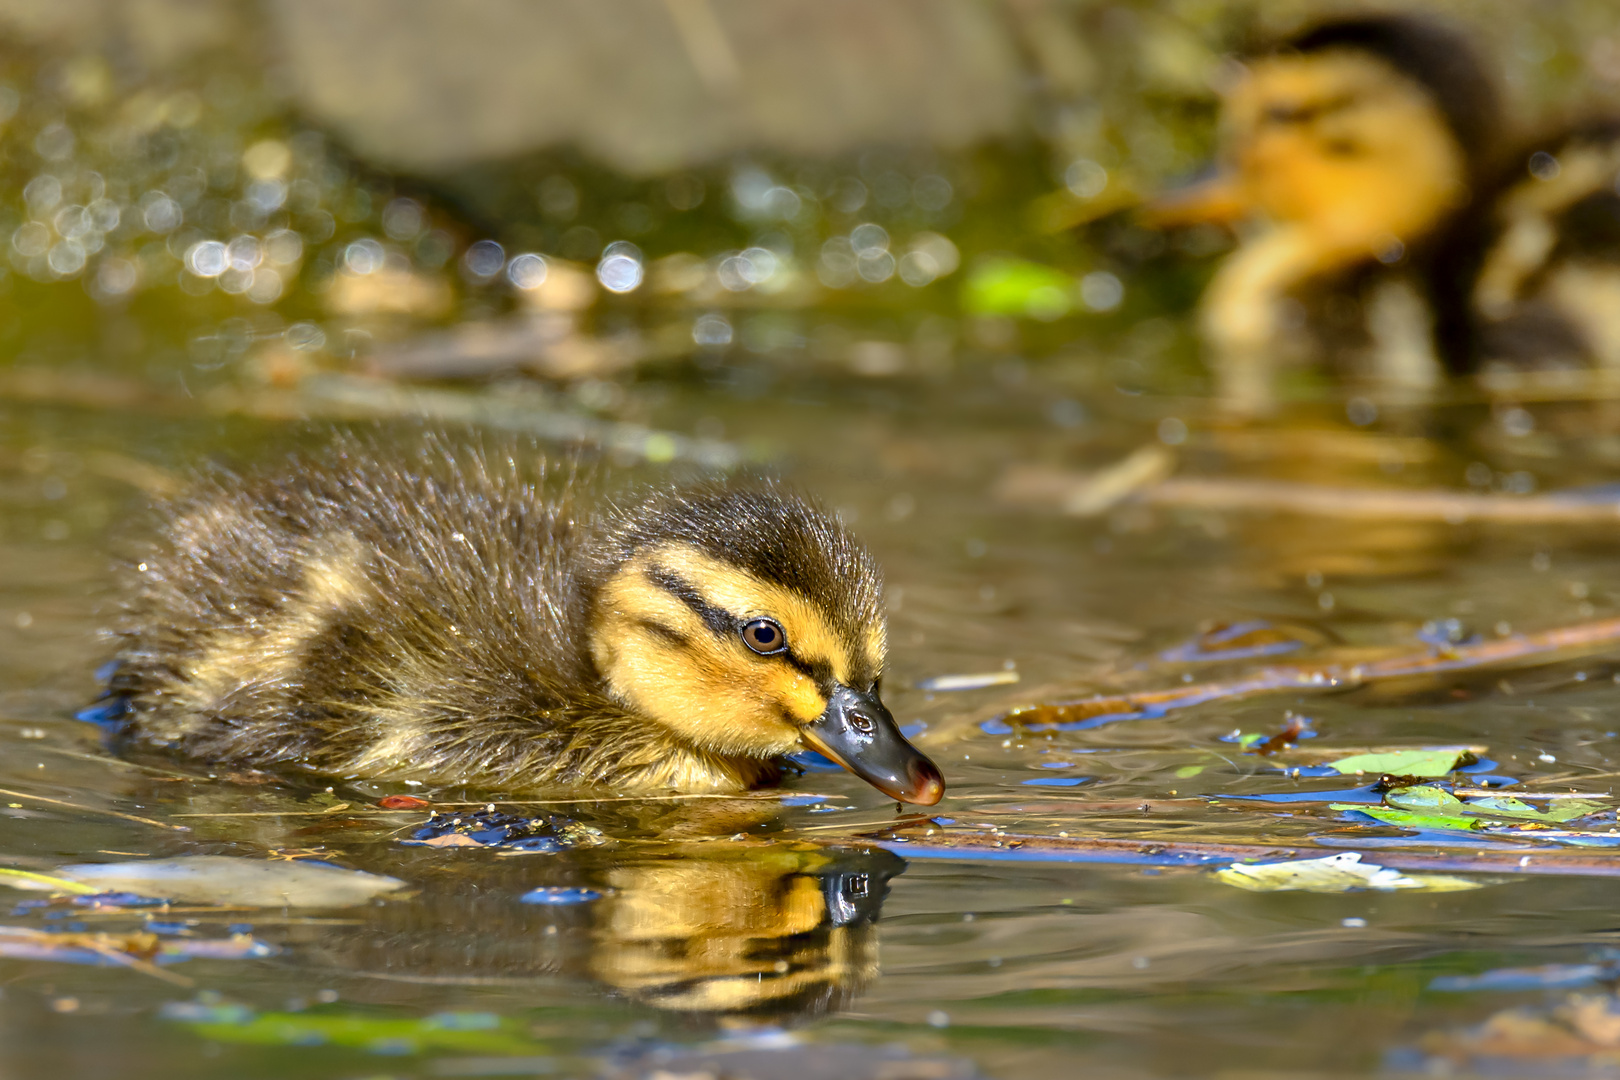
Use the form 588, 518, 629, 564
1150, 14, 1620, 409
103, 433, 943, 804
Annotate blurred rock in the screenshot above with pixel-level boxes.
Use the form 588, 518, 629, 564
266, 0, 1026, 174
0, 0, 243, 71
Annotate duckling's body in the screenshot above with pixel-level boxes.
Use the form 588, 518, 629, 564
1465, 120, 1620, 373
105, 434, 943, 804
1153, 15, 1620, 409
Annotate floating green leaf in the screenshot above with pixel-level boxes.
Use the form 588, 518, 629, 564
1174, 765, 1205, 779
1463, 796, 1605, 823
961, 257, 1076, 320
1328, 749, 1466, 777
162, 1002, 544, 1055
1385, 786, 1604, 825
1337, 785, 1609, 834
1384, 785, 1472, 814
1333, 805, 1482, 832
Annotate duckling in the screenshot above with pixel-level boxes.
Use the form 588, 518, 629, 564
1151, 14, 1620, 410
100, 432, 944, 805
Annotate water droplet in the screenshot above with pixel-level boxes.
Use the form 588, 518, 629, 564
596, 244, 643, 293
850, 223, 889, 255
462, 239, 505, 279
1065, 159, 1108, 199
11, 222, 49, 258
47, 241, 86, 276
382, 198, 426, 241
186, 240, 228, 278
1080, 271, 1123, 312
506, 253, 548, 290
692, 313, 732, 346
140, 192, 183, 233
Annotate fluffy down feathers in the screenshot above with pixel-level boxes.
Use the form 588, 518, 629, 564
107, 432, 884, 794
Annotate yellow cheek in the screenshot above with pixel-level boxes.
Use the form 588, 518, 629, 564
769, 668, 827, 726
596, 618, 809, 757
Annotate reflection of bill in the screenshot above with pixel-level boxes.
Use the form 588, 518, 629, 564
591, 842, 905, 1016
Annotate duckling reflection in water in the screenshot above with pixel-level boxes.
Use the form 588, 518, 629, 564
102, 433, 943, 805
589, 842, 900, 1015
307, 841, 903, 1021
1153, 14, 1620, 411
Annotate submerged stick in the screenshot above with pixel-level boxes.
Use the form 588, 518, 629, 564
1144, 477, 1620, 524
0, 367, 741, 469
999, 463, 1620, 524
170, 791, 845, 817
987, 616, 1620, 734
877, 829, 1620, 878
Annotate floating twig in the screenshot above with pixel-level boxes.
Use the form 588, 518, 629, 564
84, 940, 195, 987
875, 829, 1620, 878
19, 744, 199, 778
0, 786, 188, 832
981, 616, 1620, 735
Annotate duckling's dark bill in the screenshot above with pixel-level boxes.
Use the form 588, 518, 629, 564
801, 687, 944, 806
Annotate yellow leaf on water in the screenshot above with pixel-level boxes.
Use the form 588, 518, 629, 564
0, 868, 100, 895
1214, 852, 1483, 894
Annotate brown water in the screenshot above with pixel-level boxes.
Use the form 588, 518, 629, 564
5, 0, 1620, 1075
6, 381, 1620, 1079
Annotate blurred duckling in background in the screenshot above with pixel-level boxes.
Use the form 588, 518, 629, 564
1152, 14, 1620, 411
102, 433, 944, 805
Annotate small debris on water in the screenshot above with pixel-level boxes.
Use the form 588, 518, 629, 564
402, 808, 603, 853
915, 671, 1020, 692
518, 887, 602, 905
378, 794, 432, 810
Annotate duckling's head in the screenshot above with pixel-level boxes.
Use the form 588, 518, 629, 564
1156, 15, 1498, 257
589, 482, 944, 806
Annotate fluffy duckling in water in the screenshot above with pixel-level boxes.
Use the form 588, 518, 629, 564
101, 434, 944, 805
1152, 14, 1620, 410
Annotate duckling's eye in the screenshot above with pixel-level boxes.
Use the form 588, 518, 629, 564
740, 618, 787, 655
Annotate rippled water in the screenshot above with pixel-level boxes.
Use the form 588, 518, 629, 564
5, 378, 1620, 1079
4, 0, 1620, 1074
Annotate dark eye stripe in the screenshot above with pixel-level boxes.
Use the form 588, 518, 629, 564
1260, 92, 1359, 127
643, 564, 840, 683
644, 565, 736, 637
635, 618, 689, 648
